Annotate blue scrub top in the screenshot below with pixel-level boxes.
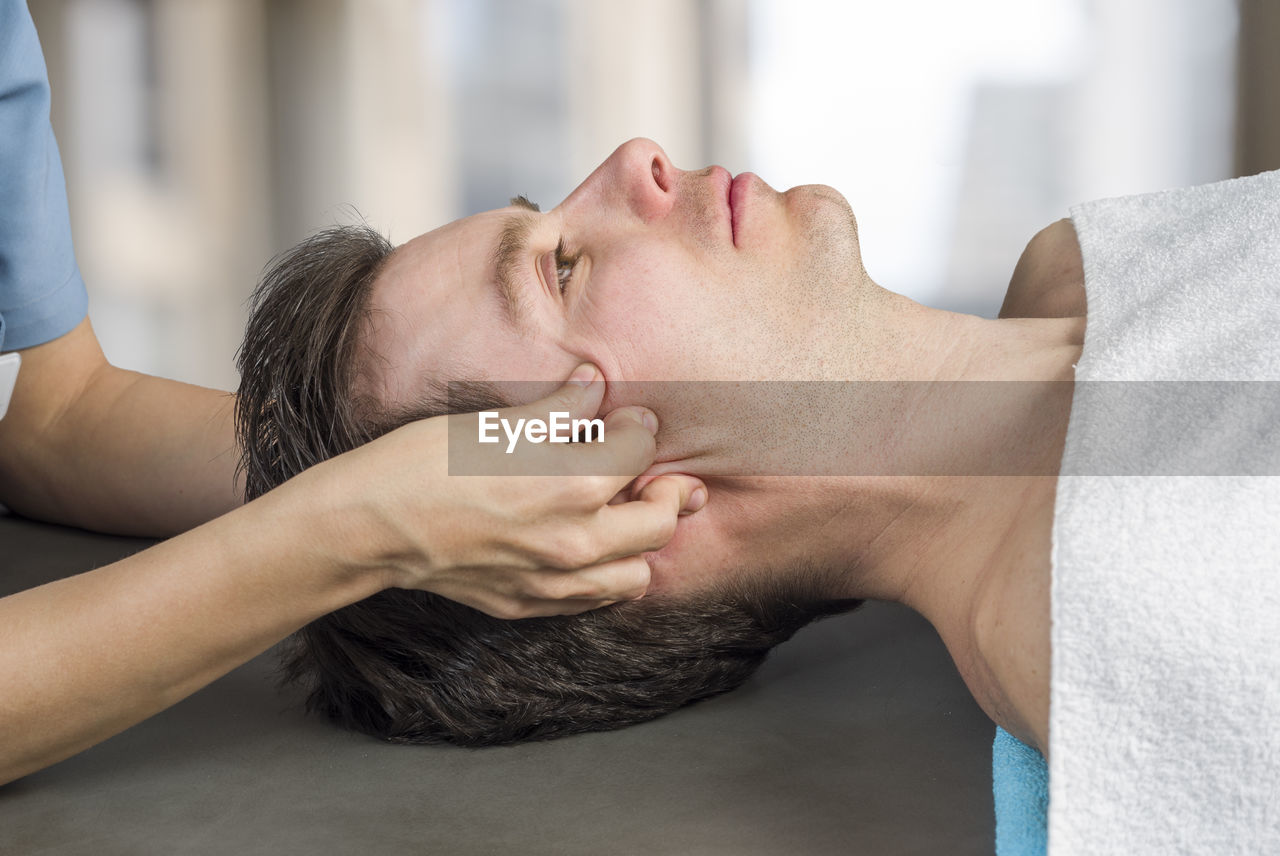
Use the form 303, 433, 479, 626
0, 0, 89, 352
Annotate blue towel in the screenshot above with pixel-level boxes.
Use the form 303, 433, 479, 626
992, 727, 1048, 856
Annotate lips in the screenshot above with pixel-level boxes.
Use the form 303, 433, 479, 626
709, 166, 751, 247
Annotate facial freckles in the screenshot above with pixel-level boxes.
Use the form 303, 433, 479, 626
360, 138, 868, 414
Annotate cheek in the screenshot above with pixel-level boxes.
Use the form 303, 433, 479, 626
569, 289, 656, 381
574, 264, 714, 379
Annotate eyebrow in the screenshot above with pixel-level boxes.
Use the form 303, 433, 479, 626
492, 207, 538, 330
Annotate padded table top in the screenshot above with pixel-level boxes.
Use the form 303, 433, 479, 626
0, 512, 995, 855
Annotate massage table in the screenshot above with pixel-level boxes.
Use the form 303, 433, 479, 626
0, 511, 995, 855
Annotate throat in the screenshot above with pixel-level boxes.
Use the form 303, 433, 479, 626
926, 475, 1056, 755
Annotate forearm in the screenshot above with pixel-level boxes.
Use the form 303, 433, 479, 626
35, 365, 241, 533
0, 473, 386, 785
0, 319, 243, 535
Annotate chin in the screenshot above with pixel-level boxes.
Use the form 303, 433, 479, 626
783, 185, 864, 279
787, 182, 854, 213
785, 183, 858, 236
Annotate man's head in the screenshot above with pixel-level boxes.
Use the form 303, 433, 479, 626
358, 137, 875, 408
358, 138, 900, 592
236, 139, 867, 746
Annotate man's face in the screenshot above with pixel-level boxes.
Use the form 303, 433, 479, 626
360, 138, 867, 410
361, 138, 870, 595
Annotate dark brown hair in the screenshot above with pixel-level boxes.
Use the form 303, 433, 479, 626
236, 224, 860, 747
237, 225, 396, 499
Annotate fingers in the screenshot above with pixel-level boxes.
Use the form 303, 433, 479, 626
554, 405, 658, 485
509, 362, 661, 483
497, 404, 660, 499
530, 554, 651, 602
460, 364, 659, 485
424, 473, 707, 620
532, 472, 706, 570
644, 473, 708, 517
452, 555, 652, 620
582, 473, 706, 564
422, 363, 709, 621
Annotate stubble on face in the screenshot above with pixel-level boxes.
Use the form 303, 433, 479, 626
722, 181, 875, 381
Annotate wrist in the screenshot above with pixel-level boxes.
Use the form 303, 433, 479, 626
258, 462, 402, 596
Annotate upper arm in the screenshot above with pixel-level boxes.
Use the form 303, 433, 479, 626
999, 219, 1087, 321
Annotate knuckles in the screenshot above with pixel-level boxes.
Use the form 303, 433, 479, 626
545, 473, 614, 508
535, 573, 603, 601
611, 420, 657, 461
539, 527, 600, 570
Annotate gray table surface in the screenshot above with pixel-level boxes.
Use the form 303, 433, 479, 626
0, 512, 995, 855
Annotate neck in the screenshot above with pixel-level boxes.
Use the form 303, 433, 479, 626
674, 291, 1083, 750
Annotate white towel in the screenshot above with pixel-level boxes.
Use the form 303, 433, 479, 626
1049, 171, 1280, 854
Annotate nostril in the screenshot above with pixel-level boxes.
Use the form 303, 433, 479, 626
651, 157, 668, 193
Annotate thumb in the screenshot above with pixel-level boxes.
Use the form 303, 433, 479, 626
637, 473, 708, 516
511, 362, 605, 422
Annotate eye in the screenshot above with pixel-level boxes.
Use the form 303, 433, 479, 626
553, 238, 580, 295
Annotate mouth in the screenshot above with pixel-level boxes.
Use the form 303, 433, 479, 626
709, 166, 760, 248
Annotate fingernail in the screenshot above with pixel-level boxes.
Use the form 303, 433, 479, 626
609, 406, 658, 433
568, 363, 597, 387
639, 408, 658, 434
681, 487, 707, 515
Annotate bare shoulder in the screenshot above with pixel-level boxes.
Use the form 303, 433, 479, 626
999, 219, 1087, 320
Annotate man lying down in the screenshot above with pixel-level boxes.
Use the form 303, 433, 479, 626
237, 139, 1280, 853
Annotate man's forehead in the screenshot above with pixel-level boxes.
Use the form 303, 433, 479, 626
360, 208, 531, 407
385, 208, 515, 284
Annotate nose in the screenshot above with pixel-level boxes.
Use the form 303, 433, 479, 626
599, 137, 677, 222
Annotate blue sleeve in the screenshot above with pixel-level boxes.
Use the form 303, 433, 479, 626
0, 0, 89, 352
993, 726, 1048, 856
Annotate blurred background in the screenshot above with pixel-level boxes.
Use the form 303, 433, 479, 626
28, 0, 1276, 390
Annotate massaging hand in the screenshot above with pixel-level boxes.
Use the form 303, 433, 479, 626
311, 364, 705, 619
